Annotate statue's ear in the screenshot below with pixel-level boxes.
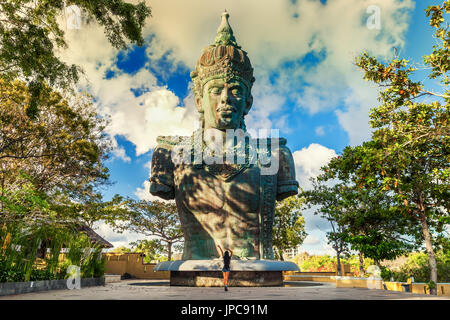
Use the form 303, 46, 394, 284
244, 94, 253, 115
195, 95, 203, 113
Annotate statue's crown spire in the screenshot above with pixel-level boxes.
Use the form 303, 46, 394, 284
191, 11, 254, 99
214, 10, 239, 47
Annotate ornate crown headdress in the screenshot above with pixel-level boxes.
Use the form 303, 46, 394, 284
190, 11, 255, 98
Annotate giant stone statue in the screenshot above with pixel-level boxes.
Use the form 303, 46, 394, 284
150, 11, 299, 264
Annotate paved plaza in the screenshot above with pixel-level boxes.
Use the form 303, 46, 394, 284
1, 280, 448, 300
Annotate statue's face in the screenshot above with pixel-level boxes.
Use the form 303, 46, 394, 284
198, 78, 251, 130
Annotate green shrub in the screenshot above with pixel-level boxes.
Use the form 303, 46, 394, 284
293, 253, 374, 274
93, 254, 106, 278
1, 227, 106, 283
29, 268, 64, 281
81, 247, 105, 278
299, 255, 336, 272
381, 251, 450, 282
380, 266, 393, 280
0, 260, 25, 282
340, 255, 374, 277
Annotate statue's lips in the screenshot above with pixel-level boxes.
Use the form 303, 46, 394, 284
217, 106, 235, 117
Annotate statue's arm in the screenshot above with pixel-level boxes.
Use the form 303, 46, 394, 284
217, 245, 224, 257
149, 145, 175, 200
276, 143, 299, 201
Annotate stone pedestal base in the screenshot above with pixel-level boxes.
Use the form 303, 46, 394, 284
170, 271, 283, 287
154, 259, 299, 287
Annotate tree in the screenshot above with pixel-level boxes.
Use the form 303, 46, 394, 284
272, 194, 307, 261
109, 246, 131, 254
0, 0, 152, 280
0, 0, 151, 117
353, 2, 450, 294
303, 145, 429, 274
110, 199, 183, 261
320, 151, 418, 266
0, 176, 107, 282
130, 239, 166, 263
0, 79, 115, 282
0, 79, 111, 225
301, 182, 349, 275
0, 0, 153, 225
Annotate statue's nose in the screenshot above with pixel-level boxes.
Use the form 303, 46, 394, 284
221, 88, 230, 104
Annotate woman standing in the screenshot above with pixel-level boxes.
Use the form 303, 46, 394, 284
217, 245, 232, 291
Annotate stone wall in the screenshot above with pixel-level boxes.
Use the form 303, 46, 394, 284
104, 253, 170, 280
0, 277, 104, 296
283, 264, 353, 277
170, 271, 283, 287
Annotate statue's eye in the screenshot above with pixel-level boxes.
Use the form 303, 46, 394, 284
231, 88, 241, 96
210, 87, 221, 95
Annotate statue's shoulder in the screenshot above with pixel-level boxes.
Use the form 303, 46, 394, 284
253, 136, 297, 179
156, 135, 191, 150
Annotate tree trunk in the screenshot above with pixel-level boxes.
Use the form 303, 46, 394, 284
0, 166, 4, 216
167, 241, 172, 261
359, 251, 365, 277
418, 211, 438, 295
278, 248, 284, 261
336, 252, 342, 276
374, 259, 380, 267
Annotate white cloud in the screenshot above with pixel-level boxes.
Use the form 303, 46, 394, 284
245, 81, 287, 132
59, 0, 414, 156
293, 143, 337, 190
110, 137, 131, 163
134, 160, 171, 202
59, 0, 414, 159
146, 0, 413, 145
303, 234, 321, 245
134, 180, 168, 202
292, 143, 342, 254
92, 220, 144, 249
298, 230, 336, 256
134, 180, 152, 201
104, 85, 196, 155
335, 79, 378, 145
315, 126, 325, 136
58, 22, 198, 157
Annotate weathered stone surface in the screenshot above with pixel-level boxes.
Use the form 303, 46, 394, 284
154, 259, 300, 272
104, 274, 121, 283
0, 277, 105, 296
170, 271, 283, 287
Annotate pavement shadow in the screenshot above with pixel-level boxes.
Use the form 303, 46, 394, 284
127, 281, 170, 287
283, 281, 324, 287
126, 280, 325, 288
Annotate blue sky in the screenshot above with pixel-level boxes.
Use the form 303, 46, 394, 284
62, 0, 442, 253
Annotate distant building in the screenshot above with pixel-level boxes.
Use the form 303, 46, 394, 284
77, 224, 114, 249
283, 245, 303, 260
172, 252, 183, 261
37, 224, 113, 258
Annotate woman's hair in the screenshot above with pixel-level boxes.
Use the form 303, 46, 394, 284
224, 250, 230, 259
